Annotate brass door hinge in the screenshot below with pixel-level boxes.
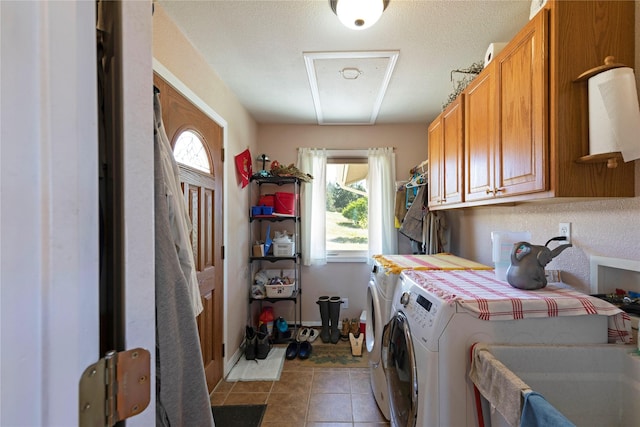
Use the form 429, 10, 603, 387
79, 348, 151, 426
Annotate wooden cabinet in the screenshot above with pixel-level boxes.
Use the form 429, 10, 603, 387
428, 96, 464, 207
464, 61, 496, 202
432, 0, 635, 210
495, 10, 547, 198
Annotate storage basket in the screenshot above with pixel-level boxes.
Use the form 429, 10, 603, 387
265, 282, 295, 298
272, 241, 295, 257
275, 192, 296, 215
258, 194, 275, 207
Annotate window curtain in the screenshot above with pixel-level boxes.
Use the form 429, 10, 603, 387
367, 147, 397, 258
297, 148, 327, 266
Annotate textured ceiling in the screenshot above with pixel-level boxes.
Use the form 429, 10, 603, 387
157, 0, 532, 125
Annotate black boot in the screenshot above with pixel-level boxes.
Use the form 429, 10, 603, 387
316, 296, 330, 343
256, 324, 271, 359
329, 296, 343, 344
245, 326, 257, 360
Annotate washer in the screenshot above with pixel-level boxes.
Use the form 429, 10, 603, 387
382, 270, 612, 427
366, 255, 492, 421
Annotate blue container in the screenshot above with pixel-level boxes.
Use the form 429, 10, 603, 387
262, 206, 274, 215
251, 206, 262, 216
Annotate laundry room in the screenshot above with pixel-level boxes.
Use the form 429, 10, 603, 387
6, 1, 640, 425
151, 0, 640, 424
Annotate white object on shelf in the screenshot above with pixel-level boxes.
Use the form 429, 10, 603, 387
266, 282, 295, 298
273, 241, 295, 257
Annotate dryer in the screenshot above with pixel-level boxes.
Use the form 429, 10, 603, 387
382, 269, 628, 427
366, 254, 491, 420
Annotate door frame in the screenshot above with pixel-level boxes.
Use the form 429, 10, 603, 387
152, 59, 229, 372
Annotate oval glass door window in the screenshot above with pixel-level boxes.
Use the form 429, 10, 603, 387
173, 130, 211, 173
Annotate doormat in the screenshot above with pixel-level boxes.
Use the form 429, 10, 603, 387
284, 340, 369, 368
226, 347, 286, 381
211, 404, 266, 427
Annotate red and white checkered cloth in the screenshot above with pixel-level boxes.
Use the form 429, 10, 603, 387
403, 269, 632, 344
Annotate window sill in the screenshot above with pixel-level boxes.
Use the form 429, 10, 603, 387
326, 252, 368, 263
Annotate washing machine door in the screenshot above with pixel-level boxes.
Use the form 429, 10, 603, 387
382, 311, 417, 427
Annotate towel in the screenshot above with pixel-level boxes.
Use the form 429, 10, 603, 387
469, 344, 530, 427
402, 269, 632, 343
521, 391, 576, 427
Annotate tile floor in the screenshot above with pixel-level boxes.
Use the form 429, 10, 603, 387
210, 357, 390, 426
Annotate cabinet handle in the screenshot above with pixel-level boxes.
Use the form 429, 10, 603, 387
495, 187, 505, 194
485, 187, 493, 195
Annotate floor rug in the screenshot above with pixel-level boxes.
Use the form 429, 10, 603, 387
284, 340, 369, 368
211, 404, 266, 427
226, 346, 286, 381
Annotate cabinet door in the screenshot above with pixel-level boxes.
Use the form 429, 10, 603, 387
465, 63, 496, 202
495, 11, 547, 197
427, 116, 444, 206
441, 97, 464, 205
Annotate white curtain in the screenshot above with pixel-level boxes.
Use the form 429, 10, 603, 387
297, 148, 327, 265
367, 147, 397, 258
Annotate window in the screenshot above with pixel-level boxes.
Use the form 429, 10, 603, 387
173, 130, 211, 173
298, 147, 396, 266
326, 160, 369, 259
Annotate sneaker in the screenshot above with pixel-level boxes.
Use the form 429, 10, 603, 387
307, 328, 319, 343
296, 327, 310, 342
256, 324, 271, 359
244, 326, 257, 360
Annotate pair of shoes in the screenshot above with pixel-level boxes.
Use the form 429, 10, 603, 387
349, 332, 364, 357
340, 318, 350, 341
256, 324, 271, 359
244, 326, 257, 360
296, 327, 319, 342
285, 341, 313, 360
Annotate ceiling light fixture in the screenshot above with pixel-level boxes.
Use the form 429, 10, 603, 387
330, 0, 390, 31
340, 67, 362, 80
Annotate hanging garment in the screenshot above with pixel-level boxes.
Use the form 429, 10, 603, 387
154, 126, 215, 427
423, 211, 447, 254
399, 185, 426, 243
154, 93, 203, 317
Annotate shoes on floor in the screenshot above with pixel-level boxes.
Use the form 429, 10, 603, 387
340, 318, 350, 341
296, 327, 310, 342
256, 324, 271, 359
307, 328, 319, 343
244, 326, 257, 360
285, 341, 299, 360
298, 341, 312, 359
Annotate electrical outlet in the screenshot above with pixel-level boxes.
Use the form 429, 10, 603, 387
342, 298, 349, 309
559, 222, 571, 243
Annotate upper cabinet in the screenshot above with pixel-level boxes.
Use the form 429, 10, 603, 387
429, 0, 635, 210
428, 96, 464, 206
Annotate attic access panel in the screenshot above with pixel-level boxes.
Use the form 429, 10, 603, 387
303, 51, 399, 125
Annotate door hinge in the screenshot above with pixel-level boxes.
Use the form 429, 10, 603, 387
221, 245, 225, 260
79, 348, 151, 427
222, 343, 225, 358
221, 147, 225, 163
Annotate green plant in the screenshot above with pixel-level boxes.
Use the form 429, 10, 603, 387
341, 197, 368, 228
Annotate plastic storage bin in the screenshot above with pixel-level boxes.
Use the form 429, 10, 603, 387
275, 192, 296, 215
266, 282, 295, 298
273, 241, 295, 256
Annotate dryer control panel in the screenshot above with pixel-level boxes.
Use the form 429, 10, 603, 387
396, 284, 456, 352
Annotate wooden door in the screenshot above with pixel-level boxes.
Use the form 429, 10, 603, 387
465, 63, 497, 202
153, 74, 224, 392
496, 10, 547, 197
